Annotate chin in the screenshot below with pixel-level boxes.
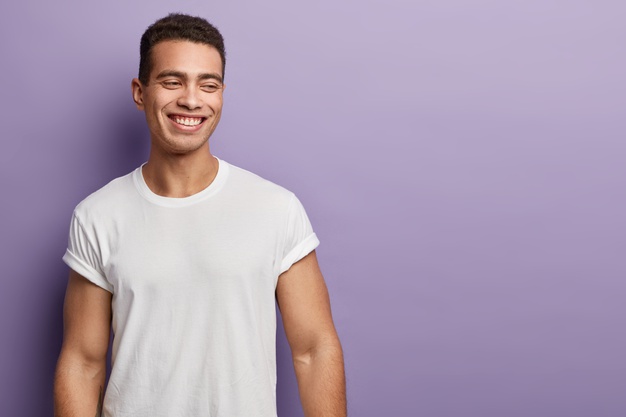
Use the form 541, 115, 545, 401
168, 140, 209, 155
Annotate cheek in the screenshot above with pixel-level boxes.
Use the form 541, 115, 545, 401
208, 97, 224, 114
149, 92, 176, 111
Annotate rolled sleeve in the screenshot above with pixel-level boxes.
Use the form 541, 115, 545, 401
62, 212, 113, 293
279, 193, 320, 275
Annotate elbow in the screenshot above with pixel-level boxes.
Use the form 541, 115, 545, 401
292, 334, 344, 368
56, 346, 107, 381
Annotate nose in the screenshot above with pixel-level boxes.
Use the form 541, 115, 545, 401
177, 86, 202, 110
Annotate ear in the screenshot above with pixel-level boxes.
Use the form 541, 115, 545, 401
131, 78, 145, 110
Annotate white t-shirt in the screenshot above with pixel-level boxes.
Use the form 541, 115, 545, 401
62, 157, 319, 417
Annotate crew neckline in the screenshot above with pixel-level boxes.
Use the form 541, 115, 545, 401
132, 156, 230, 207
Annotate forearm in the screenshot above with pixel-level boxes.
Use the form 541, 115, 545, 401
294, 340, 347, 417
54, 350, 106, 417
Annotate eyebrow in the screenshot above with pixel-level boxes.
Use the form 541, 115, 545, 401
155, 70, 223, 84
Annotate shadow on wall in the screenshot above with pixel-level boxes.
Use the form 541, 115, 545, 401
58, 71, 151, 195
101, 86, 151, 177
13, 267, 71, 416
42, 78, 148, 415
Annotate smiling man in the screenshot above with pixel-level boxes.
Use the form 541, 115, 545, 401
53, 13, 346, 417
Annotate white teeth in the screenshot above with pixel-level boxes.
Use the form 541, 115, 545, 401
174, 116, 202, 126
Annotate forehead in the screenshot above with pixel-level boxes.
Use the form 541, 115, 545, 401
149, 40, 223, 78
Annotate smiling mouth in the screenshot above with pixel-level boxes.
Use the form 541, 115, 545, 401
169, 115, 206, 127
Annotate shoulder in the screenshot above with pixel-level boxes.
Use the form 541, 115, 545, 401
72, 169, 137, 224
223, 160, 296, 205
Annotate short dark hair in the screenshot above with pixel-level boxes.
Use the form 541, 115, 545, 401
138, 13, 226, 85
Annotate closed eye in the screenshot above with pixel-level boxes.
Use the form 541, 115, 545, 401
201, 84, 221, 93
161, 81, 182, 89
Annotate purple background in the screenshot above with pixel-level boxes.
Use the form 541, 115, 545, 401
1, 1, 625, 416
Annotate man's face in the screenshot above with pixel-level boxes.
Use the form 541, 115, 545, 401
131, 40, 225, 155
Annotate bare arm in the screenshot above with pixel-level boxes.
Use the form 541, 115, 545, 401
54, 269, 112, 417
276, 250, 346, 417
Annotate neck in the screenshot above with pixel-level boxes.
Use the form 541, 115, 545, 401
142, 146, 219, 198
